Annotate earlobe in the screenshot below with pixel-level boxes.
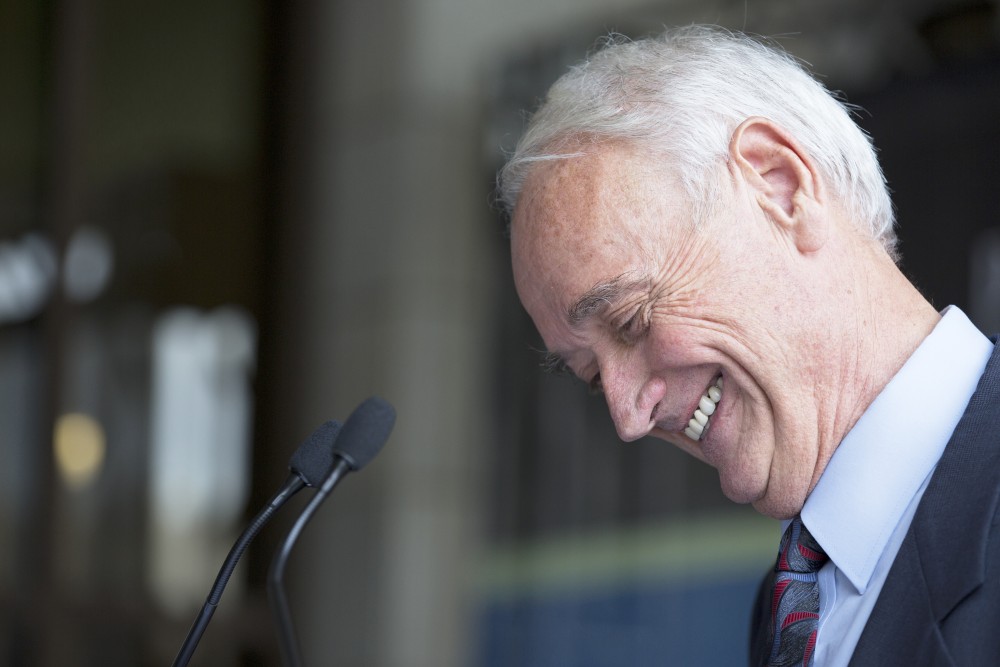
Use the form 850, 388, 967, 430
730, 117, 828, 254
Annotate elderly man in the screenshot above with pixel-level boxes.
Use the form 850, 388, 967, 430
499, 26, 1000, 666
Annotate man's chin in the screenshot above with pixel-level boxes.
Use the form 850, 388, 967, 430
718, 473, 763, 506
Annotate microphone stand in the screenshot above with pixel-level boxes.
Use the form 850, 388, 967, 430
172, 474, 305, 667
267, 458, 353, 667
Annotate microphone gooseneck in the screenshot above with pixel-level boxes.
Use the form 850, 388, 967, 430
267, 396, 396, 667
171, 420, 344, 667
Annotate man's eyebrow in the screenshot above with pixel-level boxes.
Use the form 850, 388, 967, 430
567, 274, 646, 327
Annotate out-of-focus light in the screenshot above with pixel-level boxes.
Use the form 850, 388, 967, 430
64, 226, 114, 303
0, 233, 57, 324
148, 307, 257, 613
54, 413, 106, 490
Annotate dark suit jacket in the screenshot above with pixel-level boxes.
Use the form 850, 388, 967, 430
851, 337, 1000, 664
751, 339, 1000, 666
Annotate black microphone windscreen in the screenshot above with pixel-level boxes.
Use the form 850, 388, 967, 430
289, 420, 342, 487
333, 396, 396, 470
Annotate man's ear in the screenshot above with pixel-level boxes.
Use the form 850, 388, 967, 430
729, 117, 827, 254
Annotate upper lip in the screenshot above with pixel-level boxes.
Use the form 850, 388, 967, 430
652, 396, 700, 435
651, 403, 681, 433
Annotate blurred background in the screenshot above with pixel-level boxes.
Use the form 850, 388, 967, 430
1, 0, 999, 665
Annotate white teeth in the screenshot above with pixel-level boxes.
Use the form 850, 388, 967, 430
698, 395, 716, 416
686, 376, 723, 442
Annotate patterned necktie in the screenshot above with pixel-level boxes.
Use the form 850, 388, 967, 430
765, 516, 828, 667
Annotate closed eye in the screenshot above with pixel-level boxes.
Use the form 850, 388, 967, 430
615, 307, 649, 344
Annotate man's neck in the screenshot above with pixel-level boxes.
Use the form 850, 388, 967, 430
809, 241, 941, 495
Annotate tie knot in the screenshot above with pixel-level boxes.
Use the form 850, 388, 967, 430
777, 517, 828, 574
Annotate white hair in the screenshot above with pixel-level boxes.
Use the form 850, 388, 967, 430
498, 26, 897, 258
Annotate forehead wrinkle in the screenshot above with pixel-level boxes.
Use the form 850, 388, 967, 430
567, 273, 647, 328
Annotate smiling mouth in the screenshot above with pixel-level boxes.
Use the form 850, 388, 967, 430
684, 375, 723, 441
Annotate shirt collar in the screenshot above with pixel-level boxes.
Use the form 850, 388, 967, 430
800, 306, 993, 593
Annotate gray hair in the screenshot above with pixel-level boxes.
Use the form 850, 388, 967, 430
498, 26, 897, 258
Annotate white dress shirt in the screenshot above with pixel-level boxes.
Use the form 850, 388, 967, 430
798, 307, 994, 666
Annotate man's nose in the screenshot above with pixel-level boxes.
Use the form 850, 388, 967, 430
601, 364, 655, 442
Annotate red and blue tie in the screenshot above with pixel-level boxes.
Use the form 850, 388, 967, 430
765, 517, 828, 666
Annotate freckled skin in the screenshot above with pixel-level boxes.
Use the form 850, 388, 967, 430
510, 135, 939, 519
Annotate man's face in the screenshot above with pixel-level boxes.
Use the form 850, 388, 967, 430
510, 141, 823, 519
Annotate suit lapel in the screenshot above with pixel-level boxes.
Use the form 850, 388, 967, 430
851, 339, 1000, 665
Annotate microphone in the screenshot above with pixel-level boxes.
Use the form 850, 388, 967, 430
268, 396, 396, 667
171, 420, 344, 667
